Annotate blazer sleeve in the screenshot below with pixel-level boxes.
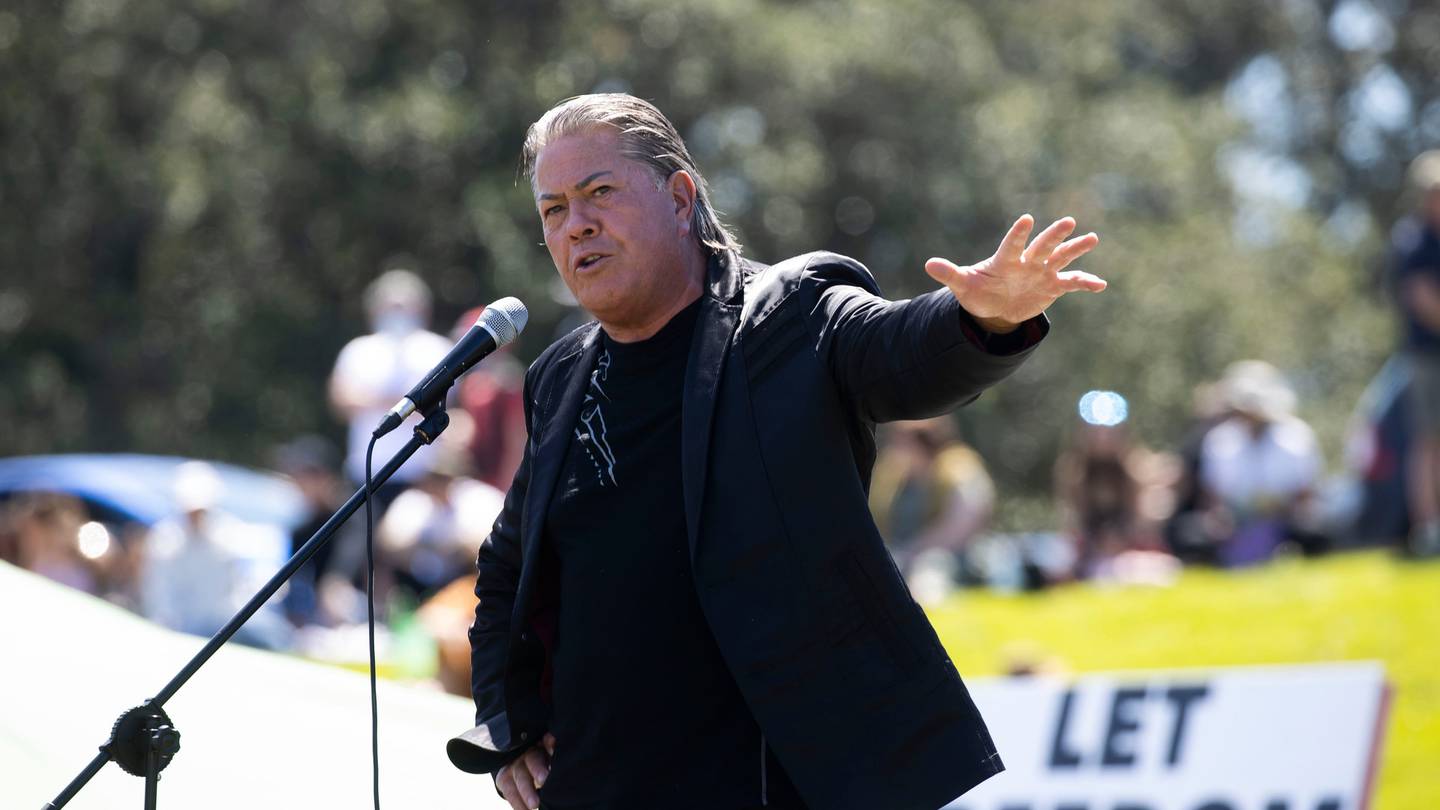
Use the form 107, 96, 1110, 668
446, 369, 536, 777
801, 252, 1048, 423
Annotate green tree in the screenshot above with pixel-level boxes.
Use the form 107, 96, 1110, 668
0, 0, 1425, 512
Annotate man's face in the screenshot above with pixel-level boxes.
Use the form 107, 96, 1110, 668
533, 127, 694, 328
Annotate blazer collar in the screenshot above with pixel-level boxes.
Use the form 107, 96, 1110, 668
705, 249, 744, 304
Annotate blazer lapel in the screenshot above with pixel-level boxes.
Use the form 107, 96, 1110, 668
517, 326, 601, 601
682, 254, 744, 556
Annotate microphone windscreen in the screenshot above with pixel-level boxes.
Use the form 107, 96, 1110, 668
479, 297, 528, 346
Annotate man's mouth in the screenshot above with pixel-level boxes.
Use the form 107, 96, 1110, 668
575, 253, 607, 271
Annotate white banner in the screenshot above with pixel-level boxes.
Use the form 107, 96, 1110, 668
950, 662, 1391, 810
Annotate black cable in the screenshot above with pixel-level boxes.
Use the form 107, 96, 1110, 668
364, 435, 381, 810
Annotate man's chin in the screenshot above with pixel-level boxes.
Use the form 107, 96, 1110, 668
574, 290, 630, 324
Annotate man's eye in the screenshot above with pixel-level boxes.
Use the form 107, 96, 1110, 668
593, 185, 612, 197
544, 205, 564, 218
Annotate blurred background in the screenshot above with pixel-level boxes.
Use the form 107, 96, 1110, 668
2, 0, 1438, 807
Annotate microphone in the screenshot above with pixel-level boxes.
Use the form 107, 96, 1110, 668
371, 297, 528, 439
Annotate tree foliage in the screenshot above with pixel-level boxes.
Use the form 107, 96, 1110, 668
2, 0, 1435, 505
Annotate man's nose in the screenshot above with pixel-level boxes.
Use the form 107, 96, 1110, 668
565, 201, 599, 240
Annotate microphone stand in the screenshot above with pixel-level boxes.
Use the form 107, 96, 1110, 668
41, 406, 452, 810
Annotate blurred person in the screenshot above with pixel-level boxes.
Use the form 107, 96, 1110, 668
377, 441, 504, 602
1055, 422, 1142, 577
450, 94, 1107, 810
1342, 355, 1415, 546
451, 306, 528, 491
328, 269, 452, 511
868, 418, 994, 584
1197, 362, 1327, 567
1164, 381, 1231, 564
1054, 392, 1174, 581
0, 492, 98, 593
139, 461, 292, 649
273, 435, 368, 627
1390, 151, 1440, 555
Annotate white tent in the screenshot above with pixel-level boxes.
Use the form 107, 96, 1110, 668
0, 562, 506, 809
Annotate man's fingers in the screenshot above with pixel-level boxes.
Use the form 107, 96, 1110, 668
496, 766, 530, 810
1056, 269, 1108, 292
997, 214, 1034, 261
522, 746, 550, 788
513, 769, 540, 810
1022, 217, 1077, 266
1046, 232, 1100, 272
496, 739, 554, 810
500, 755, 543, 809
924, 257, 966, 288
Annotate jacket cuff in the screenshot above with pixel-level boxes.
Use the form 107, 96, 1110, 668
447, 717, 528, 775
955, 304, 1049, 356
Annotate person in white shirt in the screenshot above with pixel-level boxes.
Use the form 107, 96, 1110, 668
378, 444, 506, 601
140, 461, 292, 649
328, 269, 453, 509
1199, 361, 1326, 566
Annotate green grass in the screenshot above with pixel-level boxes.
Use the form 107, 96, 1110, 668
927, 551, 1440, 809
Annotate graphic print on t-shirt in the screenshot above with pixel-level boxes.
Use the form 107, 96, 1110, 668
575, 349, 618, 486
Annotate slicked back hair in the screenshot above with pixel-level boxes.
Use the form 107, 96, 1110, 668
522, 93, 741, 258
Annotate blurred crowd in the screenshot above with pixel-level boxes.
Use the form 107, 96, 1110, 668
3, 152, 1439, 696
874, 358, 1329, 603
0, 269, 524, 687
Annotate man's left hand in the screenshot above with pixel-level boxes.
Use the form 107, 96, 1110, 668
924, 214, 1105, 334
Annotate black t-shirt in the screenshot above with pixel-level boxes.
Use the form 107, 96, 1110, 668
537, 298, 802, 810
1393, 219, 1440, 353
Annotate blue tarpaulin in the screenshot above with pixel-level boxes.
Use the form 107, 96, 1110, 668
0, 454, 308, 529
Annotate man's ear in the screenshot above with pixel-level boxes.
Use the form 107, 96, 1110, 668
667, 170, 698, 234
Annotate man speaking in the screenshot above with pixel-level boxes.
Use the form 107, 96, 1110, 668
448, 93, 1105, 810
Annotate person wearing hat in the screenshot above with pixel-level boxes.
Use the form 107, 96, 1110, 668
1198, 361, 1325, 566
1392, 151, 1440, 555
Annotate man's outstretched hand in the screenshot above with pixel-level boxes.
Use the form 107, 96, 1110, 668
924, 215, 1105, 334
496, 733, 556, 810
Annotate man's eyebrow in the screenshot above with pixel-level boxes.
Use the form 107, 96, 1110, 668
537, 170, 614, 202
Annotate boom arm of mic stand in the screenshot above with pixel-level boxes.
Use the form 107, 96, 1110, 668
42, 408, 451, 810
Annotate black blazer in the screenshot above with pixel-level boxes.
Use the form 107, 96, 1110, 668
449, 250, 1047, 810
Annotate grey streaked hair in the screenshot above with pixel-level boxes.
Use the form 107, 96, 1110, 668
522, 93, 741, 258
